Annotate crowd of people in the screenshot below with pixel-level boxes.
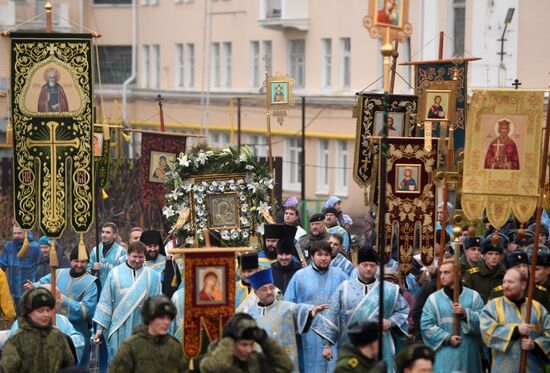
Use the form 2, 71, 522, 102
0, 195, 548, 372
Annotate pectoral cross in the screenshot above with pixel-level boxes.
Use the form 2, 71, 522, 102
26, 121, 80, 231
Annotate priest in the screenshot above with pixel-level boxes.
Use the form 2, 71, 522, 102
141, 230, 167, 275
480, 268, 550, 373
259, 224, 285, 269
238, 268, 330, 372
235, 252, 260, 308
93, 241, 161, 363
285, 240, 348, 372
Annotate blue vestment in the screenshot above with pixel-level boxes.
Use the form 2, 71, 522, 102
170, 288, 184, 341
284, 265, 348, 372
235, 280, 253, 308
480, 297, 550, 373
87, 242, 126, 287
36, 268, 97, 367
93, 263, 161, 362
421, 287, 484, 373
330, 254, 354, 276
258, 251, 277, 270
0, 238, 40, 307
387, 258, 420, 297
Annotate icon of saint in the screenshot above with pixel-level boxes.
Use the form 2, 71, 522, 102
377, 0, 399, 25
399, 167, 417, 191
427, 95, 446, 120
38, 68, 69, 113
484, 119, 520, 170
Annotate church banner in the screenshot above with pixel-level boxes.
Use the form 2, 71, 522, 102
140, 130, 187, 207
383, 138, 438, 274
462, 89, 544, 229
352, 93, 418, 207
93, 127, 110, 187
10, 32, 94, 237
182, 251, 236, 358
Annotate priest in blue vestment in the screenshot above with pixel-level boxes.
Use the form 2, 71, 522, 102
238, 269, 330, 373
421, 259, 485, 373
87, 222, 126, 287
140, 230, 167, 275
259, 224, 286, 269
285, 240, 348, 372
235, 253, 259, 308
480, 267, 550, 373
31, 246, 97, 367
93, 241, 161, 363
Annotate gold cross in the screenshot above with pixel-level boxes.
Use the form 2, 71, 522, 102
26, 121, 80, 229
492, 140, 504, 160
46, 44, 57, 55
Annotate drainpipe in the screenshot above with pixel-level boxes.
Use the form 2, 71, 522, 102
122, 0, 137, 158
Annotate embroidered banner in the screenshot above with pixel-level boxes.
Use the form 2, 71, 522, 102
352, 93, 418, 207
10, 32, 94, 237
183, 251, 236, 358
93, 127, 110, 187
140, 130, 187, 207
462, 89, 544, 229
383, 138, 438, 273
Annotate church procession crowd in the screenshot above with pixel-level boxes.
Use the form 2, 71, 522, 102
0, 196, 548, 373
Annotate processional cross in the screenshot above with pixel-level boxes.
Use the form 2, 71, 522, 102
26, 121, 80, 231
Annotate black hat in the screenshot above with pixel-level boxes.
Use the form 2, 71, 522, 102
529, 222, 549, 237
435, 230, 450, 244
395, 343, 435, 372
140, 230, 165, 255
481, 234, 504, 254
276, 236, 295, 255
141, 295, 177, 325
69, 246, 80, 261
357, 246, 379, 264
20, 288, 56, 316
309, 213, 325, 223
263, 224, 286, 239
463, 236, 482, 250
503, 250, 529, 269
223, 313, 259, 340
484, 231, 509, 249
282, 224, 298, 239
310, 240, 332, 256
347, 320, 378, 346
514, 229, 535, 246
526, 245, 550, 266
324, 207, 339, 216
239, 252, 259, 271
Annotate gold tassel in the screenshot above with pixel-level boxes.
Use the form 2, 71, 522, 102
121, 131, 131, 142
78, 234, 88, 261
5, 119, 12, 146
188, 358, 194, 371
49, 238, 58, 267
17, 231, 30, 258
101, 188, 108, 199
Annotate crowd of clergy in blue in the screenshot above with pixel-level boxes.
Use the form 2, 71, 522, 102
0, 194, 548, 373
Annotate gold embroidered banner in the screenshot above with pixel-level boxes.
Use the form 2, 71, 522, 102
462, 89, 544, 228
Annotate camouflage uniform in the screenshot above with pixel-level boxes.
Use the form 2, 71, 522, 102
0, 316, 74, 372
200, 337, 292, 373
463, 260, 505, 303
334, 344, 381, 373
109, 326, 188, 373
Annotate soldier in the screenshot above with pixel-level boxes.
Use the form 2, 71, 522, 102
460, 235, 482, 272
334, 320, 386, 373
0, 288, 75, 372
200, 313, 292, 373
463, 234, 505, 303
109, 295, 188, 373
395, 343, 435, 373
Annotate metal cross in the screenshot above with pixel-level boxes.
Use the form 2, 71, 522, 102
512, 79, 522, 89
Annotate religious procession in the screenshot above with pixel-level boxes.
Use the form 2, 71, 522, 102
0, 0, 549, 372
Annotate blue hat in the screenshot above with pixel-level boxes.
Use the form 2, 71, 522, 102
38, 236, 50, 246
248, 269, 274, 291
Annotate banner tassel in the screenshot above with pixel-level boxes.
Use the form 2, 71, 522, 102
101, 188, 109, 199
121, 131, 131, 142
17, 231, 30, 258
78, 234, 88, 261
5, 119, 12, 146
188, 359, 194, 370
49, 238, 58, 267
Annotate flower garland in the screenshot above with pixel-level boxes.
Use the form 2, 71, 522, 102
163, 146, 273, 247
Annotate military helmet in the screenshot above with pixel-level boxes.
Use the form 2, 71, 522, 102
141, 295, 177, 325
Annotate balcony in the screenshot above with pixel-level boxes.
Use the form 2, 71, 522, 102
258, 0, 309, 31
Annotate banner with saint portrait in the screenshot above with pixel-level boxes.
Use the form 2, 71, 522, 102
462, 89, 544, 229
383, 138, 438, 274
10, 32, 94, 237
140, 130, 188, 207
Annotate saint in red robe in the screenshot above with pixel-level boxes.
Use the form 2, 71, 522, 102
484, 135, 520, 170
37, 82, 69, 113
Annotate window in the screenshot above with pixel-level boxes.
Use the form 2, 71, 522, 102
262, 40, 272, 75
340, 38, 351, 88
175, 44, 184, 88
93, 0, 131, 4
316, 139, 330, 194
453, 0, 466, 56
335, 140, 348, 195
176, 43, 195, 88
321, 38, 332, 88
140, 45, 149, 88
210, 42, 220, 88
208, 132, 231, 148
150, 45, 160, 88
96, 46, 132, 84
250, 41, 260, 88
284, 138, 302, 190
247, 135, 267, 158
289, 39, 305, 87
223, 42, 232, 88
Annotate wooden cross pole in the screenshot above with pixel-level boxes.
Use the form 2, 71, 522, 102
263, 55, 276, 217
156, 94, 165, 132
389, 40, 399, 94
45, 2, 52, 33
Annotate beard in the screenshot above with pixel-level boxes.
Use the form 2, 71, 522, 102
146, 251, 159, 261
264, 247, 278, 260
70, 268, 85, 278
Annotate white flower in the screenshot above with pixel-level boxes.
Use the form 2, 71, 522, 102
242, 230, 249, 238
241, 203, 249, 212
167, 189, 182, 201
195, 152, 208, 166
221, 230, 230, 240
237, 153, 248, 163
245, 165, 255, 171
258, 201, 270, 212
248, 183, 258, 193
177, 153, 191, 167
231, 230, 239, 239
163, 205, 176, 218
185, 237, 195, 245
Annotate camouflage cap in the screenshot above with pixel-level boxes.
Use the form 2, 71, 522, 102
19, 287, 55, 316
141, 295, 177, 325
